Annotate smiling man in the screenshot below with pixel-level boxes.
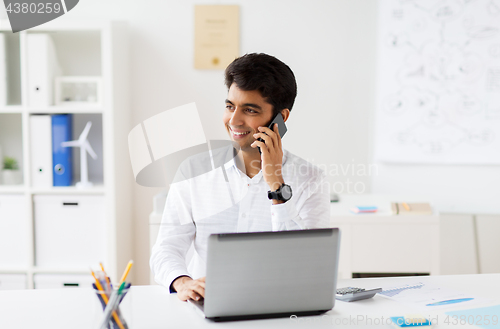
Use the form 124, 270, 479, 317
150, 53, 330, 302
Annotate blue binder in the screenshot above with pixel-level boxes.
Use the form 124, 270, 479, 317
52, 114, 73, 186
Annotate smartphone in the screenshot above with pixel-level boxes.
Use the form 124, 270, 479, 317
257, 113, 287, 153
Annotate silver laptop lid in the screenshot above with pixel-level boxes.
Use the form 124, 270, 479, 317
204, 228, 340, 318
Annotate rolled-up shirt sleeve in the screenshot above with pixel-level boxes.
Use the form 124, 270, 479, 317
271, 170, 330, 231
150, 176, 195, 292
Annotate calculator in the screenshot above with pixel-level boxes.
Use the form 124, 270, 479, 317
335, 287, 382, 302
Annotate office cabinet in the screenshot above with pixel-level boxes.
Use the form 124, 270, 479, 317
333, 215, 440, 278
0, 274, 27, 290
350, 223, 437, 273
0, 19, 132, 288
439, 213, 479, 275
331, 195, 440, 279
331, 195, 499, 277
34, 274, 95, 289
439, 213, 500, 275
476, 215, 500, 273
0, 195, 29, 267
34, 195, 106, 268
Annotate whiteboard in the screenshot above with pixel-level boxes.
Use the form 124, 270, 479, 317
375, 0, 500, 164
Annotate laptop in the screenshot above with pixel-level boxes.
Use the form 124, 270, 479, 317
188, 228, 340, 321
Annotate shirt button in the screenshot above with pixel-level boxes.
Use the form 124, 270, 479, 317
242, 213, 246, 218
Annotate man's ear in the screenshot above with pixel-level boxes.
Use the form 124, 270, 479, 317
281, 109, 290, 122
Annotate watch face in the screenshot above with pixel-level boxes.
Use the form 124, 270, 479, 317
281, 185, 292, 200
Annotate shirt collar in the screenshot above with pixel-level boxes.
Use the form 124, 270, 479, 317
223, 147, 289, 173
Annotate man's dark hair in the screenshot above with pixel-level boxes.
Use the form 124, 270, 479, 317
224, 53, 297, 116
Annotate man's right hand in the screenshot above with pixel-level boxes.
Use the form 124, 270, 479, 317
172, 276, 206, 301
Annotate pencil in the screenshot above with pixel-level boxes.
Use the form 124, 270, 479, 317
91, 269, 125, 329
402, 202, 411, 211
119, 260, 134, 284
99, 282, 127, 329
99, 262, 112, 291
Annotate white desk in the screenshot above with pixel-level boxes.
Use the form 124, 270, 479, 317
331, 194, 440, 279
1, 274, 499, 328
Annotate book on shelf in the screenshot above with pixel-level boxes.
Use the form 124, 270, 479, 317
391, 203, 432, 215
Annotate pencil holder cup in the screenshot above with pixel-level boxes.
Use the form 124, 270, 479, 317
93, 284, 132, 329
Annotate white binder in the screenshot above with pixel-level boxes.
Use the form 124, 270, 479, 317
26, 34, 62, 107
0, 33, 6, 106
30, 115, 53, 187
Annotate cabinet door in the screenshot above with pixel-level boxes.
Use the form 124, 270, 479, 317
351, 224, 436, 273
0, 195, 29, 267
0, 274, 27, 290
34, 274, 95, 289
476, 215, 500, 273
34, 195, 106, 268
440, 214, 478, 275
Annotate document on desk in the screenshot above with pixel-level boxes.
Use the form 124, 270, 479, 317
445, 305, 500, 329
379, 282, 487, 310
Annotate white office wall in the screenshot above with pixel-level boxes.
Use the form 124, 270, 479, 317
372, 165, 500, 214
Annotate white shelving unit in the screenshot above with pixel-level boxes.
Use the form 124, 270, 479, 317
0, 19, 132, 289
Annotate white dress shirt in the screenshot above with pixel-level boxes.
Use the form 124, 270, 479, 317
150, 146, 330, 291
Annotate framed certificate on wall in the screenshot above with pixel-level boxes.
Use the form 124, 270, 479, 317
194, 5, 239, 70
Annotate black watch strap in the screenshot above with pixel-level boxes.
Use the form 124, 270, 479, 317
268, 183, 292, 202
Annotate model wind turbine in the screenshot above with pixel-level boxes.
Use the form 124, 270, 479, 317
61, 121, 97, 188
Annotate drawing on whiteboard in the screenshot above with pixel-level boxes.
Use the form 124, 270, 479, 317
376, 0, 500, 164
489, 43, 500, 57
487, 0, 500, 15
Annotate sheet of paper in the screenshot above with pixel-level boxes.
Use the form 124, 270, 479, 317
194, 5, 239, 70
379, 282, 487, 311
445, 305, 500, 329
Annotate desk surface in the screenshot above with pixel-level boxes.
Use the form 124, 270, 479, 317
1, 274, 499, 328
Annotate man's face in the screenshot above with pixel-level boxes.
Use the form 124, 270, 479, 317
223, 83, 274, 152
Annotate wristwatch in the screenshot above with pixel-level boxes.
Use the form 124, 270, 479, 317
268, 183, 292, 202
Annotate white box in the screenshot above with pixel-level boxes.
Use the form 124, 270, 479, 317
0, 274, 27, 290
0, 195, 29, 267
55, 76, 103, 106
34, 195, 107, 268
34, 274, 95, 289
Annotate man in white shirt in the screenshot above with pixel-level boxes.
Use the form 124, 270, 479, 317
150, 53, 330, 302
